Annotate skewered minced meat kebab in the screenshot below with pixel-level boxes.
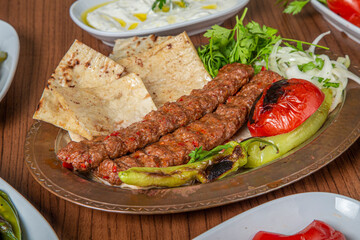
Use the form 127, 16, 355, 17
96, 70, 283, 185
57, 63, 254, 171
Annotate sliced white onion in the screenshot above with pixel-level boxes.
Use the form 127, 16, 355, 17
268, 39, 282, 75
260, 32, 359, 112
308, 31, 331, 54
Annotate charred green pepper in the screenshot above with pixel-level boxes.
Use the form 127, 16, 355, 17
0, 215, 18, 240
0, 192, 19, 219
245, 88, 332, 168
119, 140, 270, 187
119, 141, 245, 187
0, 191, 21, 240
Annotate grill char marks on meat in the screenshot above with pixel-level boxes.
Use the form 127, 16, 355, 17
57, 63, 254, 172
96, 70, 283, 185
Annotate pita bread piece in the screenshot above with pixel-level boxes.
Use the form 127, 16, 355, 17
51, 39, 125, 88
34, 40, 156, 140
112, 32, 212, 107
110, 35, 173, 61
33, 87, 92, 139
50, 73, 156, 137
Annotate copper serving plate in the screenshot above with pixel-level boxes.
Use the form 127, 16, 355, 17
24, 73, 360, 215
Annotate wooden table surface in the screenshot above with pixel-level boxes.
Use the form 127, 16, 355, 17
1, 0, 359, 239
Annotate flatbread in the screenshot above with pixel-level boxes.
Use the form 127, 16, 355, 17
50, 40, 125, 88
50, 73, 156, 137
34, 40, 156, 140
110, 35, 173, 61
33, 87, 92, 139
111, 32, 212, 107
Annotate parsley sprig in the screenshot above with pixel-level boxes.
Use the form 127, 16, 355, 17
152, 0, 187, 11
188, 144, 232, 164
198, 8, 282, 77
312, 76, 340, 88
152, 0, 167, 10
277, 0, 327, 15
197, 8, 329, 77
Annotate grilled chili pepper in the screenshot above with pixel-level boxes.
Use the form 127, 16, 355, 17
119, 141, 244, 187
0, 192, 18, 219
245, 88, 332, 168
0, 191, 21, 240
118, 140, 274, 188
0, 215, 18, 240
119, 138, 276, 187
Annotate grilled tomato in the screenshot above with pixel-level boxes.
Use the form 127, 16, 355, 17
248, 78, 324, 137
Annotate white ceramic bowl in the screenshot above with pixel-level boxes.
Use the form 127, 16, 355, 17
0, 20, 19, 102
0, 178, 59, 240
194, 192, 360, 240
311, 0, 360, 44
69, 0, 249, 46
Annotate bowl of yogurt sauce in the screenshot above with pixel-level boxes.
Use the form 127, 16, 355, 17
70, 0, 249, 46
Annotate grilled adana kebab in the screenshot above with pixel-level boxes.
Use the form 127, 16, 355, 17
96, 70, 283, 185
57, 63, 254, 171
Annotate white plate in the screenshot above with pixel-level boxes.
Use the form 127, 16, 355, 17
0, 178, 59, 240
194, 192, 360, 240
0, 20, 19, 102
70, 0, 249, 46
311, 0, 360, 44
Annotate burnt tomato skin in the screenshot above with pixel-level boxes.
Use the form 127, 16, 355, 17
248, 79, 324, 137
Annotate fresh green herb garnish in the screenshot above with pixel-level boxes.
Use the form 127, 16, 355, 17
312, 76, 325, 82
322, 78, 340, 88
315, 57, 325, 69
311, 76, 340, 88
188, 144, 232, 164
152, 0, 167, 10
283, 0, 310, 14
323, 82, 340, 88
198, 8, 281, 77
197, 8, 328, 77
152, 0, 187, 10
298, 58, 324, 72
298, 62, 317, 72
277, 0, 327, 15
282, 38, 328, 51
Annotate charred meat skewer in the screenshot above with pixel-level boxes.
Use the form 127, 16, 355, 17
96, 70, 283, 185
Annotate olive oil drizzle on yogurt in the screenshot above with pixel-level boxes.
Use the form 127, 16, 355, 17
82, 0, 237, 32
81, 1, 117, 28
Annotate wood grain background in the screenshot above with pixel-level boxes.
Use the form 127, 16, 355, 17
0, 0, 359, 239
